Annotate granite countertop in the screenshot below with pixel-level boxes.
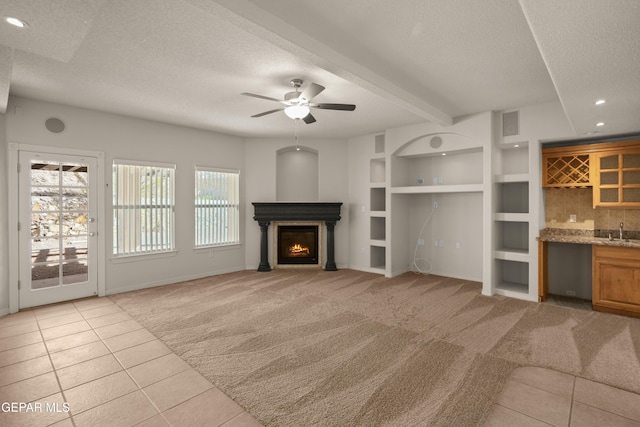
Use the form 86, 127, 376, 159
538, 228, 640, 248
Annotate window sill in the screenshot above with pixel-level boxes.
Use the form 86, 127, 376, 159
193, 243, 242, 253
110, 250, 178, 264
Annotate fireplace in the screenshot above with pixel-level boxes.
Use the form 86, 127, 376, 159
252, 202, 342, 272
277, 225, 319, 265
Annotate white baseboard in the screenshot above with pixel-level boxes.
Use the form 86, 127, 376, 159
0, 308, 10, 318
106, 266, 246, 296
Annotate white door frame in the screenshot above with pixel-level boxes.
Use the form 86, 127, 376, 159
8, 143, 106, 313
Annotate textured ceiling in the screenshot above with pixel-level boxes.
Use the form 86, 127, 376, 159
1, 0, 638, 139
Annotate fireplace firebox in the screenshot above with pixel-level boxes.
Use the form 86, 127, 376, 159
277, 225, 319, 265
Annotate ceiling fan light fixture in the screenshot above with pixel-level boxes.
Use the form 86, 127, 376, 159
284, 105, 310, 120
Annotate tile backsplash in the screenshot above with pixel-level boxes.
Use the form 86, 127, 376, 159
544, 187, 640, 231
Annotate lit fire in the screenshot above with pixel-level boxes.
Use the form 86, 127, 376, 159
289, 243, 310, 257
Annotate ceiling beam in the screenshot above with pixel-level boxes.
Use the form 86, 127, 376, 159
188, 0, 453, 126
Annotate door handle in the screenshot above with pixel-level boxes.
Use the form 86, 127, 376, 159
88, 218, 96, 223
89, 232, 97, 237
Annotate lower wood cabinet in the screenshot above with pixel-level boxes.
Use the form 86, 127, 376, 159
592, 245, 640, 318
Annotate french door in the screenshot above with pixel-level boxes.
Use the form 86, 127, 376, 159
18, 151, 99, 309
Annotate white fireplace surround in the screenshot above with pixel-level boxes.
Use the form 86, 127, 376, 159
273, 221, 324, 269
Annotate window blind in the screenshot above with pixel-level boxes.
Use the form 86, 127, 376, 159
113, 161, 175, 256
195, 167, 240, 247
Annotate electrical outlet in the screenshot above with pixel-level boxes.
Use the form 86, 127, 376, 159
434, 240, 439, 247
361, 247, 366, 254
569, 214, 576, 223
361, 205, 366, 213
439, 240, 444, 248
433, 176, 438, 184
437, 176, 444, 184
417, 177, 424, 185
417, 239, 425, 246
455, 242, 461, 249
433, 200, 438, 208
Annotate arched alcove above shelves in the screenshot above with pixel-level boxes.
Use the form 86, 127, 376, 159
392, 132, 480, 158
390, 132, 484, 191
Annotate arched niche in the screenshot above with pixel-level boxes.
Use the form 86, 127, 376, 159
276, 145, 319, 201
392, 132, 479, 157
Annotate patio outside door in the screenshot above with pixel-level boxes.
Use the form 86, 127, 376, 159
18, 151, 99, 309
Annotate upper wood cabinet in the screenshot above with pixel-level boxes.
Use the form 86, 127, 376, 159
542, 147, 592, 187
542, 140, 640, 207
593, 148, 640, 207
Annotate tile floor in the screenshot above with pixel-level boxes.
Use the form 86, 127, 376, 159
485, 366, 640, 426
3, 297, 640, 427
0, 297, 264, 427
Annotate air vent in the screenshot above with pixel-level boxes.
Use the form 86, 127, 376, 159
502, 111, 519, 137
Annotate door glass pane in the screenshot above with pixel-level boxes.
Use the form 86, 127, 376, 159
31, 162, 61, 184
622, 188, 640, 203
623, 170, 640, 185
32, 262, 60, 289
600, 155, 618, 170
600, 188, 619, 203
32, 186, 59, 211
623, 153, 640, 168
600, 171, 618, 185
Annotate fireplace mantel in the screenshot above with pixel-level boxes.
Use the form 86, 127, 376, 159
252, 202, 342, 271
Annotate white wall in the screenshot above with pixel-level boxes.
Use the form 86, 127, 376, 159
4, 97, 246, 301
0, 112, 8, 315
244, 138, 350, 270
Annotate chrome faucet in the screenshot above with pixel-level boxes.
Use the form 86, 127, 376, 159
620, 222, 624, 240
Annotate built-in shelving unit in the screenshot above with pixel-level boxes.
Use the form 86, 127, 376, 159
385, 130, 486, 279
368, 134, 387, 273
492, 138, 538, 301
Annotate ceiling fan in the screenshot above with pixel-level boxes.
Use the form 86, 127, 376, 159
241, 79, 356, 124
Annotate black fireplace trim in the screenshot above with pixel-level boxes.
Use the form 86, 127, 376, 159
252, 202, 342, 272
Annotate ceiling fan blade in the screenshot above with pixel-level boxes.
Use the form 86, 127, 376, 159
301, 83, 325, 101
312, 103, 356, 111
303, 113, 316, 124
241, 92, 283, 103
251, 108, 284, 118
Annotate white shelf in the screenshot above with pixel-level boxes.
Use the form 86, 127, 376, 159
495, 173, 530, 183
494, 249, 529, 262
369, 239, 386, 247
369, 211, 387, 218
370, 183, 386, 189
390, 183, 484, 194
494, 283, 536, 301
494, 212, 530, 222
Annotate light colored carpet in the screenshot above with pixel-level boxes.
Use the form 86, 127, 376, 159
109, 269, 640, 426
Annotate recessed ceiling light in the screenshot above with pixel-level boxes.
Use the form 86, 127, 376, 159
441, 153, 446, 156
596, 122, 605, 127
595, 99, 606, 105
514, 144, 519, 148
4, 16, 29, 28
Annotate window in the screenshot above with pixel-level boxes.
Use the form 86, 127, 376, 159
195, 167, 240, 247
113, 160, 175, 256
